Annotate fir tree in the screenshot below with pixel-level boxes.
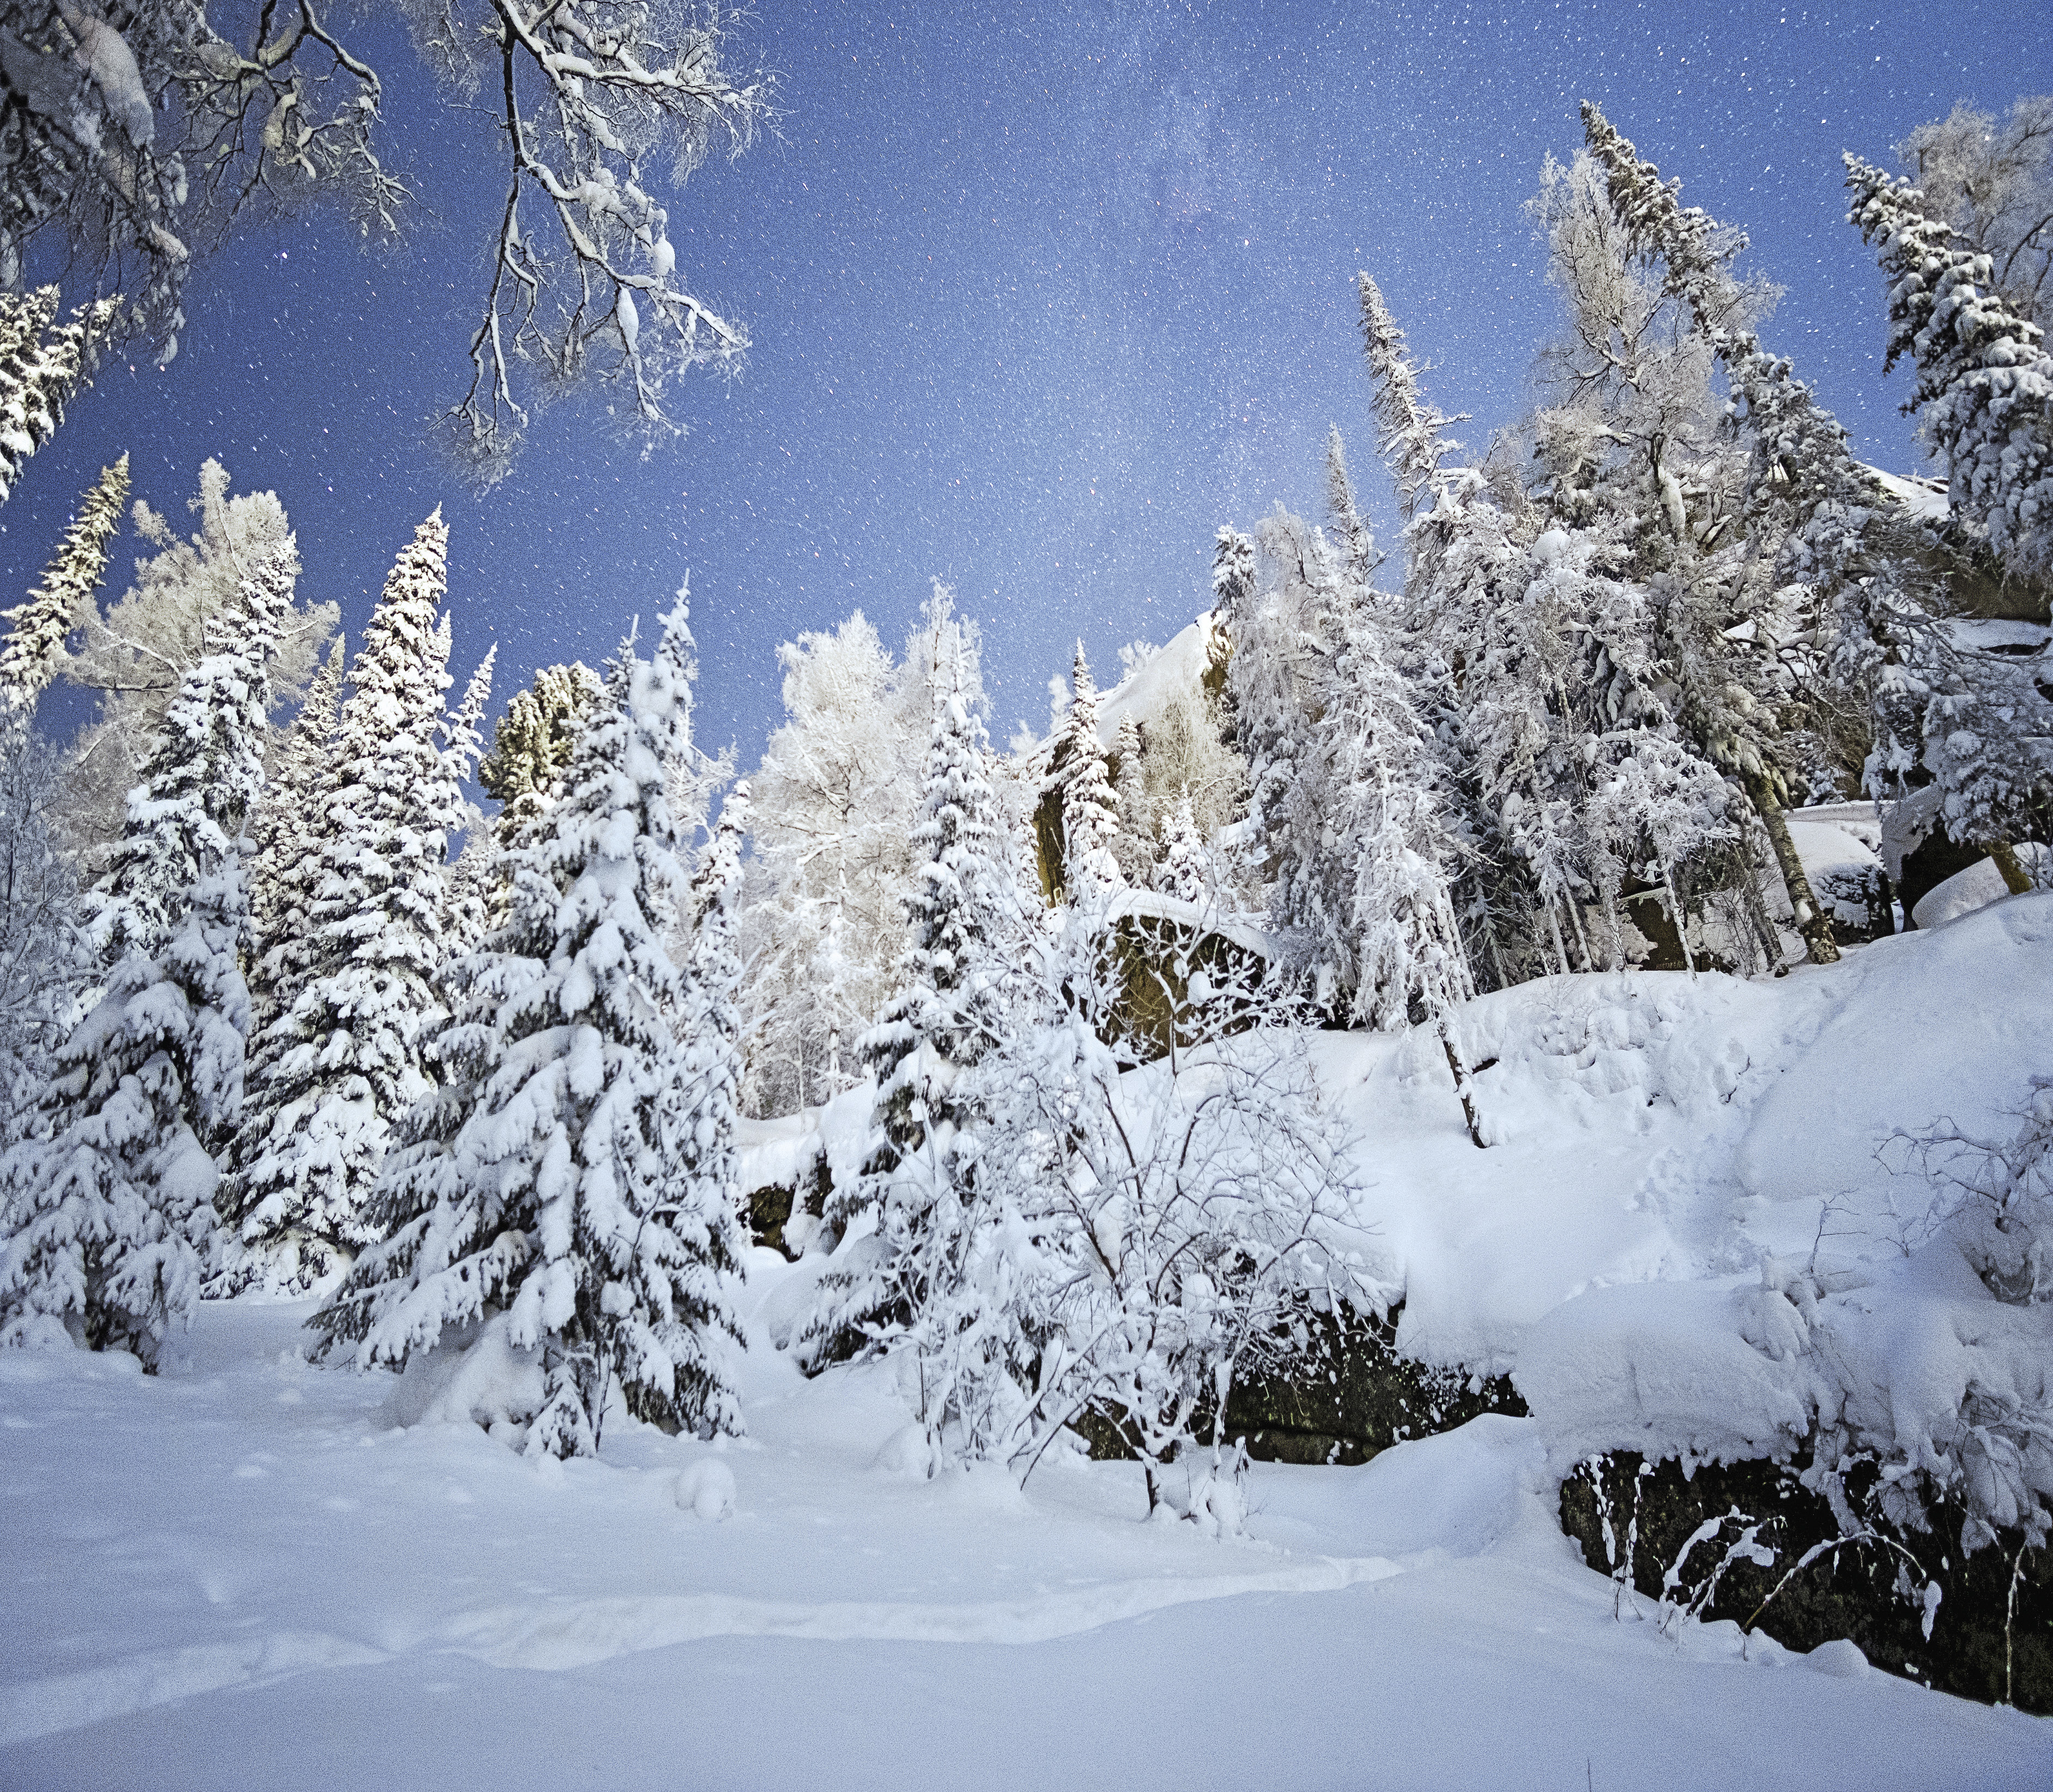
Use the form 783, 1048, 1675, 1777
675, 778, 749, 1283
1057, 643, 1124, 900
1111, 713, 1154, 883
799, 628, 1021, 1378
1153, 791, 1211, 904
477, 661, 604, 835
0, 562, 281, 1365
223, 514, 463, 1291
0, 455, 127, 711
314, 602, 744, 1457
1845, 153, 2053, 582
0, 730, 87, 1149
244, 635, 344, 1043
1576, 101, 1909, 963
0, 288, 117, 507
437, 647, 498, 951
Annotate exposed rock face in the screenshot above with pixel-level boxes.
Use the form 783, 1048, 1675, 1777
1560, 1449, 2051, 1714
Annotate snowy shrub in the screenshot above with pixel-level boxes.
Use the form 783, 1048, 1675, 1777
938, 907, 1370, 1525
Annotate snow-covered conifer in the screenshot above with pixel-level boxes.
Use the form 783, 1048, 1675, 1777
223, 514, 462, 1291
1324, 425, 1378, 581
674, 778, 750, 1277
56, 460, 337, 873
798, 623, 1020, 1382
0, 561, 280, 1365
244, 636, 343, 1042
477, 660, 603, 837
1153, 791, 1212, 904
1111, 713, 1155, 883
314, 602, 744, 1456
0, 288, 117, 507
0, 730, 87, 1146
1057, 643, 1124, 900
0, 455, 127, 711
1845, 154, 2053, 582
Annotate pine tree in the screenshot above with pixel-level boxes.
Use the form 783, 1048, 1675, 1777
244, 636, 344, 1043
0, 288, 117, 507
1324, 425, 1379, 580
223, 514, 463, 1291
0, 730, 87, 1148
675, 778, 749, 1282
1153, 791, 1211, 904
0, 455, 128, 711
1111, 713, 1154, 883
1057, 643, 1124, 901
0, 561, 281, 1365
1845, 153, 2053, 582
477, 661, 605, 836
436, 647, 498, 949
799, 629, 1020, 1377
314, 603, 744, 1457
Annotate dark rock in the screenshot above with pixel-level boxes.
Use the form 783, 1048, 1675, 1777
1560, 1450, 2051, 1714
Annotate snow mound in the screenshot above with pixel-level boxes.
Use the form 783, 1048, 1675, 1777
379, 1315, 542, 1433
1911, 845, 2050, 930
675, 1457, 736, 1521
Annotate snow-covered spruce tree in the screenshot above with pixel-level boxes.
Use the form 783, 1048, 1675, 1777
1324, 424, 1380, 583
0, 562, 281, 1366
313, 603, 744, 1456
0, 455, 128, 711
1845, 154, 2053, 582
1057, 643, 1125, 901
1897, 96, 2052, 335
1111, 713, 1155, 884
1356, 274, 1550, 986
1321, 562, 1487, 1142
56, 459, 337, 873
1229, 507, 1340, 950
477, 661, 604, 838
222, 513, 462, 1292
0, 729, 88, 1148
796, 626, 1021, 1384
243, 635, 343, 1046
0, 288, 117, 507
672, 775, 749, 1287
1153, 791, 1212, 904
434, 645, 498, 956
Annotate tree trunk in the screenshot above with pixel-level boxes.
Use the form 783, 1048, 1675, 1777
1437, 1016, 1486, 1150
1989, 839, 2035, 897
1745, 776, 1840, 966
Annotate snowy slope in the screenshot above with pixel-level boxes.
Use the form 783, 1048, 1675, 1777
3, 899, 2049, 1788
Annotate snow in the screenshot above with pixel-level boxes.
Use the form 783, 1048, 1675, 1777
5, 900, 2052, 1785
1085, 613, 1217, 752
3, 1293, 2045, 1790
1912, 842, 2051, 929
1867, 465, 1951, 525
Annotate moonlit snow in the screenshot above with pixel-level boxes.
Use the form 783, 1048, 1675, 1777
3, 898, 2049, 1789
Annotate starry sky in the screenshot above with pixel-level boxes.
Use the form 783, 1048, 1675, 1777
6, 1, 2050, 770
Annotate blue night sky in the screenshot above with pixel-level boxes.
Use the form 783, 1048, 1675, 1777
7, 1, 2051, 768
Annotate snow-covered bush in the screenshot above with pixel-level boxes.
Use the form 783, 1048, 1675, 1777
933, 906, 1368, 1525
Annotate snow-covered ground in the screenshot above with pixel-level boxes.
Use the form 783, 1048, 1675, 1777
3, 1293, 2046, 1791
4, 897, 2050, 1788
